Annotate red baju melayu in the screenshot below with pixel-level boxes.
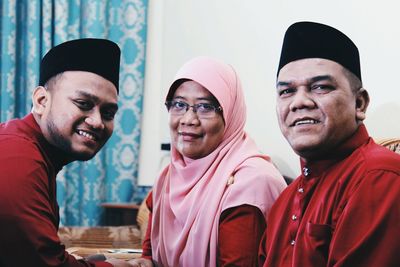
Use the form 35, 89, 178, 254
0, 114, 111, 267
261, 124, 400, 267
142, 191, 266, 266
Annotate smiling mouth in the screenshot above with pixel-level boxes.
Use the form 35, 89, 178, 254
179, 132, 203, 138
77, 130, 98, 141
291, 119, 320, 127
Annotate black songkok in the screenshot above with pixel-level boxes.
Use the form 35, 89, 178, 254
277, 21, 361, 81
39, 38, 121, 92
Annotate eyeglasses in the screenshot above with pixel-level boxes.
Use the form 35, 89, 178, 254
165, 100, 222, 118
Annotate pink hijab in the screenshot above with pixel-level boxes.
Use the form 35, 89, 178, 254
151, 56, 286, 267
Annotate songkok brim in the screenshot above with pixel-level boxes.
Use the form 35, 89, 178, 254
277, 21, 361, 81
39, 38, 121, 92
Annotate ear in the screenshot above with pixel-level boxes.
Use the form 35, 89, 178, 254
32, 86, 50, 115
355, 88, 370, 121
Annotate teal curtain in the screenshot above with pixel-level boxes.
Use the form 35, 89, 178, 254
0, 0, 151, 226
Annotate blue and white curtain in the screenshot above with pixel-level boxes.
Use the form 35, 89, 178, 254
0, 0, 151, 226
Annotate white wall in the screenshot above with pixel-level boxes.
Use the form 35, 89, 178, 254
138, 0, 400, 185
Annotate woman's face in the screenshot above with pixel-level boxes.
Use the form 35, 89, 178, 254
168, 81, 225, 159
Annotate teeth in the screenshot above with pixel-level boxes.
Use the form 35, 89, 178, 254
78, 130, 96, 140
295, 119, 318, 126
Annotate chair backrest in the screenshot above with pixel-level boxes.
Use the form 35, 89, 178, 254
375, 138, 400, 154
136, 191, 151, 241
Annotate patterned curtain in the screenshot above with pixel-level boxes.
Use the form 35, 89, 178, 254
0, 0, 151, 226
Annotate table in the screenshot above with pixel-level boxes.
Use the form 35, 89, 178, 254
67, 247, 142, 261
101, 203, 140, 226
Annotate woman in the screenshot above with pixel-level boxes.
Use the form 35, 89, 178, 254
130, 56, 286, 267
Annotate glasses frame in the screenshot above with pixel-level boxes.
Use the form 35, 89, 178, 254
165, 100, 222, 118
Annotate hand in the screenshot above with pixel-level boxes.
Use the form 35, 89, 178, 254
105, 258, 136, 267
127, 258, 153, 267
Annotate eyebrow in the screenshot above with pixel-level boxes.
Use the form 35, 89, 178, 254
172, 96, 215, 102
276, 75, 336, 88
309, 75, 335, 83
75, 90, 119, 110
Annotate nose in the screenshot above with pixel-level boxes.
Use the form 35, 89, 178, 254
289, 88, 316, 112
85, 111, 105, 130
179, 108, 200, 126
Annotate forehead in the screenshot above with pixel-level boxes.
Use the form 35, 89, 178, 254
173, 80, 214, 100
278, 58, 344, 82
54, 71, 118, 103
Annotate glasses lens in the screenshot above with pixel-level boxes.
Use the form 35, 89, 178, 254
167, 101, 221, 118
196, 103, 216, 118
168, 101, 186, 115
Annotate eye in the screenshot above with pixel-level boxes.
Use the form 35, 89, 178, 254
196, 103, 215, 113
278, 88, 296, 97
172, 101, 187, 110
74, 100, 93, 110
311, 84, 334, 93
102, 109, 117, 121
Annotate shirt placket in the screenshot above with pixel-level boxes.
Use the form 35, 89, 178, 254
289, 167, 310, 247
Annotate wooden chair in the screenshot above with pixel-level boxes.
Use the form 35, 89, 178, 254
136, 191, 151, 242
375, 138, 400, 154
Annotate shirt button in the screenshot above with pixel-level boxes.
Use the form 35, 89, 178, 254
298, 187, 304, 193
303, 167, 310, 176
290, 240, 296, 246
291, 214, 297, 221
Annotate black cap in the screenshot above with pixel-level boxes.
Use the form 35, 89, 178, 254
277, 21, 361, 81
39, 38, 121, 92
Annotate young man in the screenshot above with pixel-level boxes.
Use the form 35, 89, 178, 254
0, 39, 132, 267
260, 21, 400, 266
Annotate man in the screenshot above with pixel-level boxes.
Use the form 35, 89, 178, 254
0, 39, 132, 267
260, 21, 400, 266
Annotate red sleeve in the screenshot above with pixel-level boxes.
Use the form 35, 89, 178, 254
218, 205, 266, 267
0, 138, 111, 267
258, 229, 267, 267
141, 191, 153, 259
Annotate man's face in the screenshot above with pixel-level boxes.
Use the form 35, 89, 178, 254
40, 71, 118, 161
276, 58, 361, 160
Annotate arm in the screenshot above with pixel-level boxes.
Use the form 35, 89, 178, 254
0, 139, 112, 267
218, 204, 266, 267
328, 170, 400, 266
128, 192, 153, 266
141, 191, 153, 259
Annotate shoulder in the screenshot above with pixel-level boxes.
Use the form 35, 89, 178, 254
235, 157, 286, 185
0, 137, 51, 217
0, 135, 43, 161
0, 136, 48, 186
359, 140, 400, 174
0, 134, 36, 152
335, 141, 400, 203
222, 157, 287, 216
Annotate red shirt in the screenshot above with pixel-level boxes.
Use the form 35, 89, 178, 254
260, 125, 400, 267
0, 114, 111, 267
142, 191, 266, 266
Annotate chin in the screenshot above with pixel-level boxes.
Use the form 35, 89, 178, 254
289, 135, 321, 148
290, 142, 319, 156
181, 151, 203, 160
67, 148, 98, 161
71, 153, 96, 161
293, 143, 329, 160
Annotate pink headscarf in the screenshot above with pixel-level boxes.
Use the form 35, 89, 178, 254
151, 56, 286, 267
